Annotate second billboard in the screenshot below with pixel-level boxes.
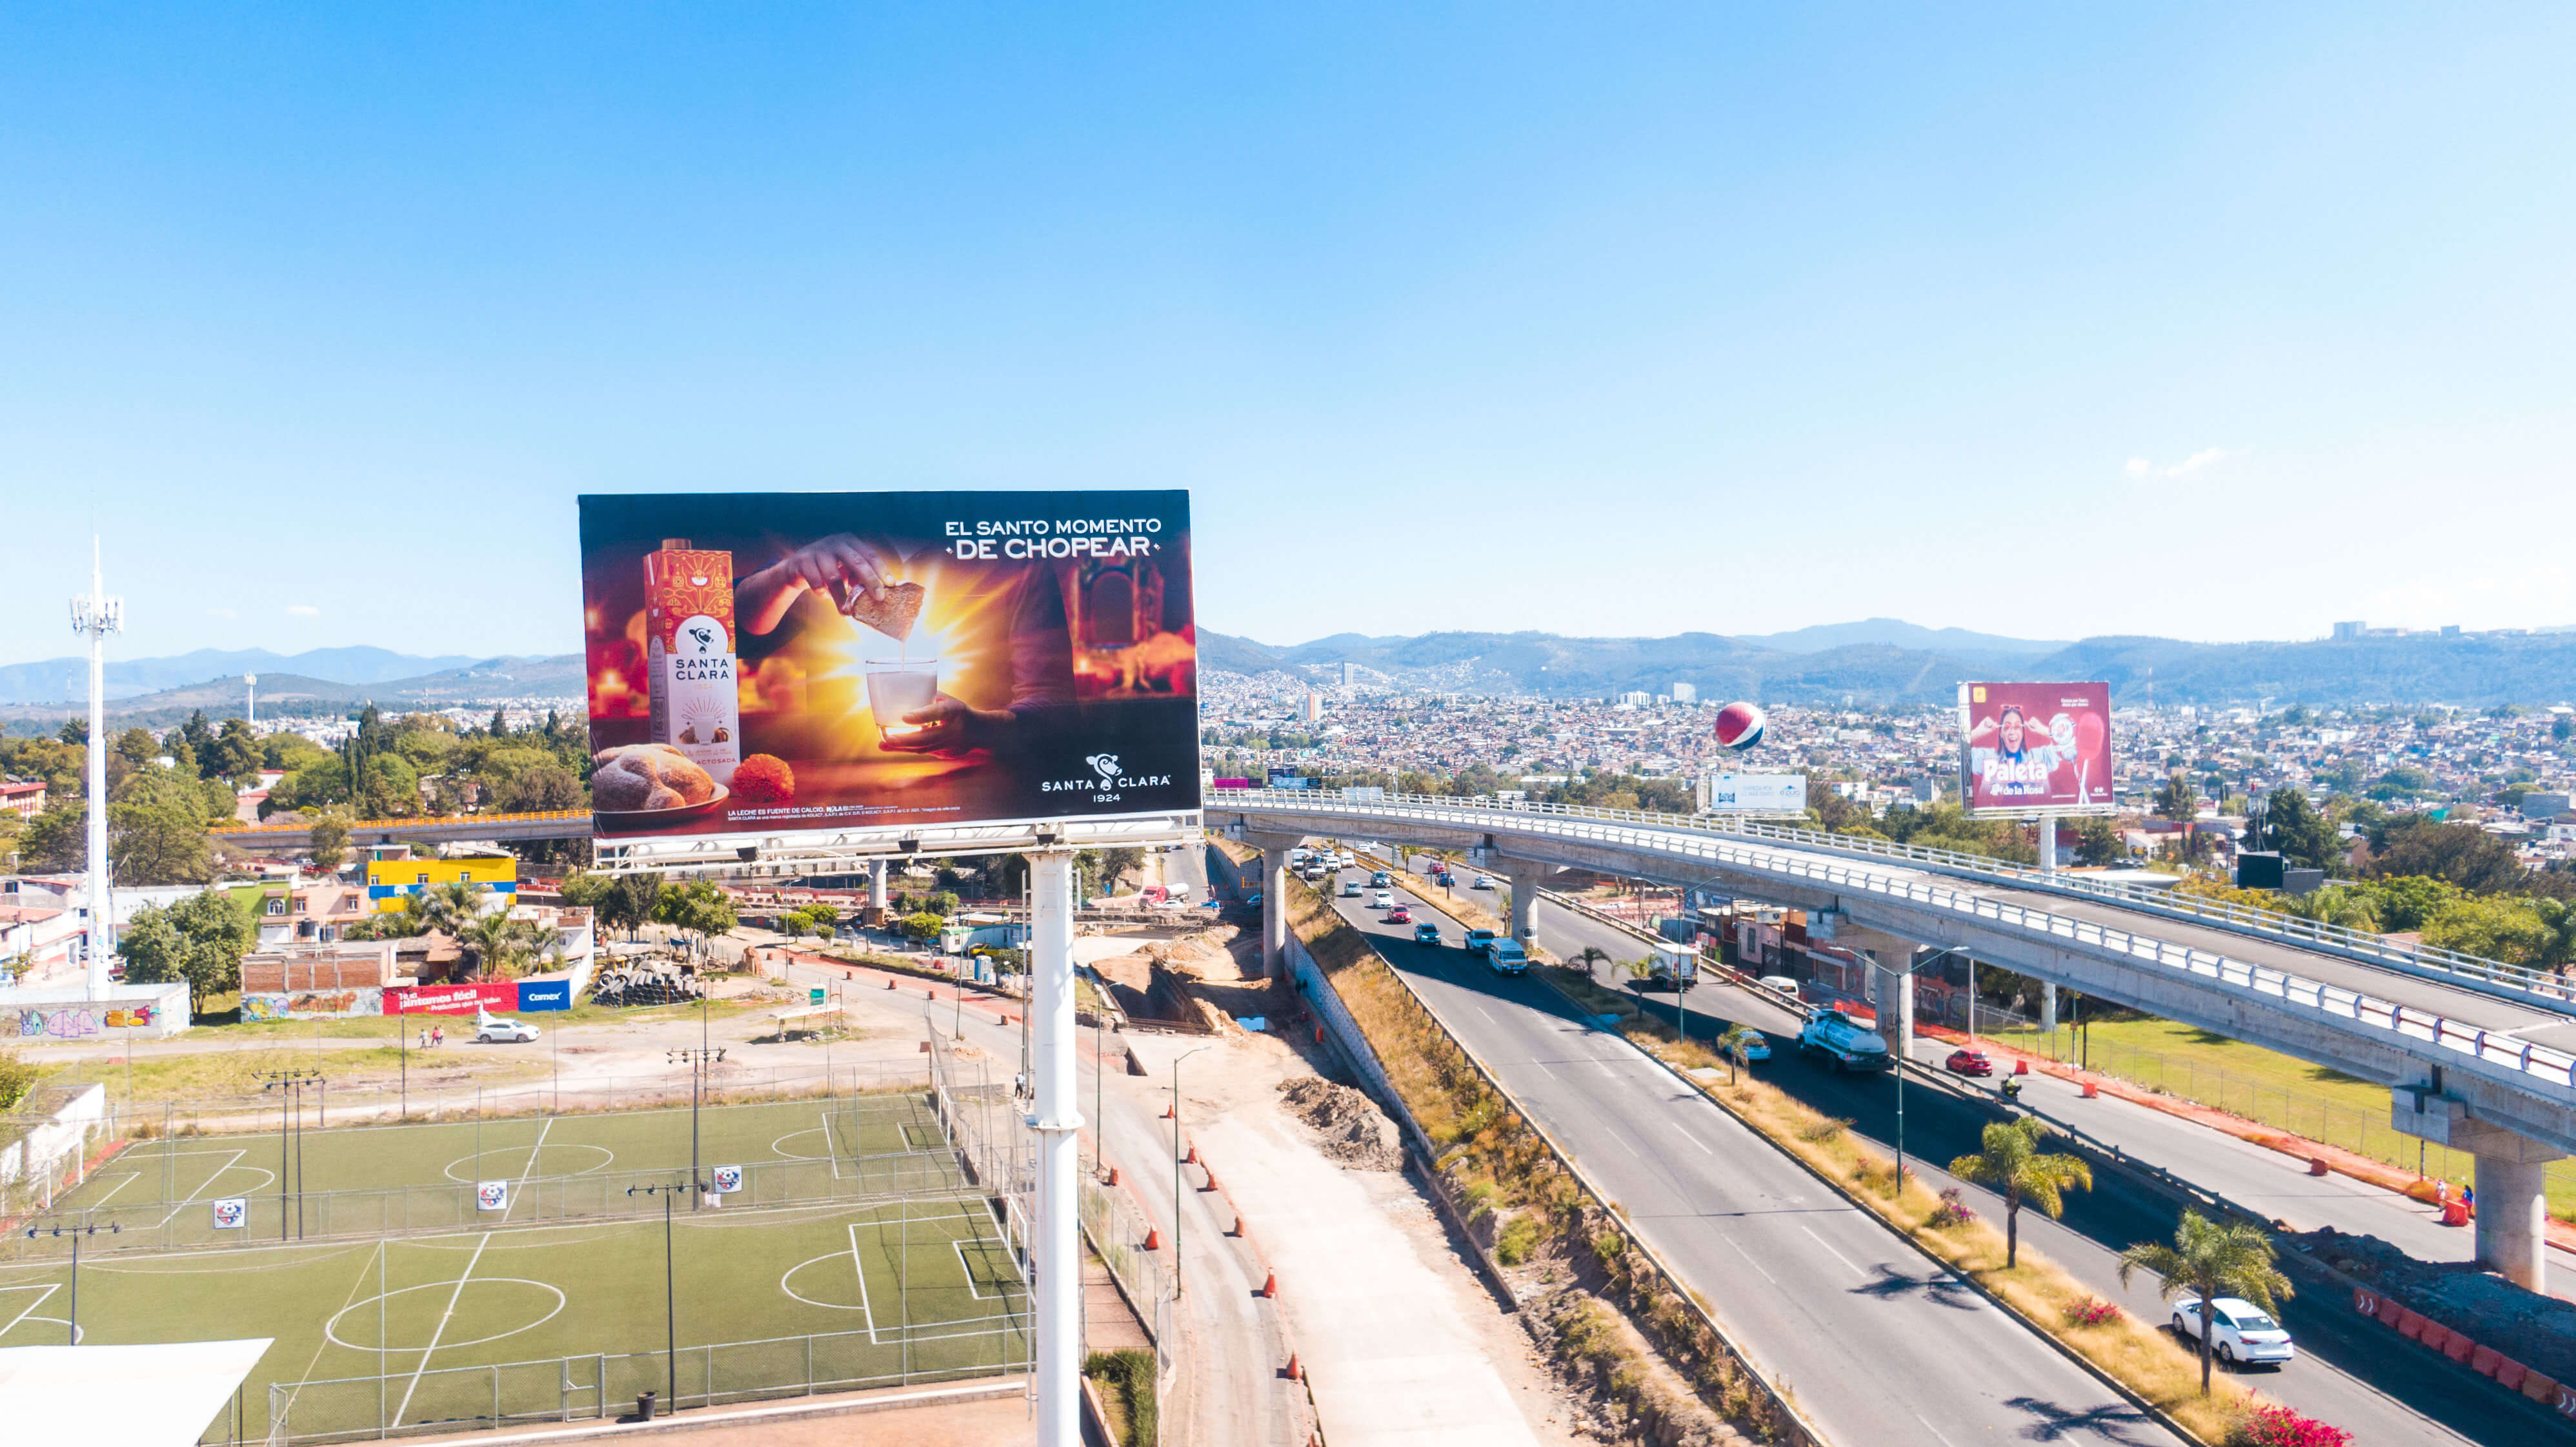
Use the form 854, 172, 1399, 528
579, 491, 1201, 842
1957, 681, 2114, 815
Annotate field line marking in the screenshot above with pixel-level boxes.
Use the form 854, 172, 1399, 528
395, 1232, 492, 1426
79, 1170, 141, 1208
154, 1148, 248, 1228
0, 1283, 61, 1339
820, 1109, 843, 1180
276, 1239, 393, 1432
848, 1223, 879, 1345
505, 1118, 554, 1222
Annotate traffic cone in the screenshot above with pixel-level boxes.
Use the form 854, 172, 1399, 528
1106, 1166, 1122, 1186
1260, 1271, 1278, 1297
886, 979, 895, 989
1283, 1353, 1302, 1381
1143, 1228, 1162, 1250
1161, 1102, 1174, 1119
1185, 1145, 1200, 1166
1202, 1169, 1220, 1193
1229, 1214, 1245, 1237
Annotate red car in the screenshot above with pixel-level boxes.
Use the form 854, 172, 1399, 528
1944, 1048, 1995, 1077
1385, 905, 1413, 924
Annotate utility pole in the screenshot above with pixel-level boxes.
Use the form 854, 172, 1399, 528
256, 1068, 325, 1240
627, 1182, 689, 1415
667, 1048, 724, 1206
70, 538, 122, 994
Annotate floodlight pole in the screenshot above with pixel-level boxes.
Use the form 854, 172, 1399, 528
627, 1183, 687, 1413
1028, 845, 1082, 1447
257, 1068, 323, 1240
23, 1219, 118, 1344
667, 1048, 722, 1206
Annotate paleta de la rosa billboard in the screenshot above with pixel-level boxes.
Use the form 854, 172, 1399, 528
1958, 681, 2114, 815
579, 491, 1200, 843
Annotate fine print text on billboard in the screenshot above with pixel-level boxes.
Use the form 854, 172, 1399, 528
1958, 682, 2114, 815
1696, 773, 1807, 815
579, 491, 1201, 842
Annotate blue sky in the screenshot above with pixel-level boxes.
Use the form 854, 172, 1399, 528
5, 4, 2571, 663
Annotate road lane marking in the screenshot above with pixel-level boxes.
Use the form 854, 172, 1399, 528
1798, 1224, 1868, 1279
1909, 1409, 1960, 1447
1722, 1237, 1778, 1286
1679, 1132, 1714, 1156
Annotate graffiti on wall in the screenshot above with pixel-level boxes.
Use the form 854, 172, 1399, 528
241, 989, 383, 1022
14, 1003, 161, 1038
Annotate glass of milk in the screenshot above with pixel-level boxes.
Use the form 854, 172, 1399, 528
864, 658, 941, 742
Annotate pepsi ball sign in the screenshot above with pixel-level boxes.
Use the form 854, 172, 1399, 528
1713, 702, 1767, 751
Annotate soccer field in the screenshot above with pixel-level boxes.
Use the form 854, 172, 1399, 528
0, 1197, 1028, 1442
10, 1092, 969, 1253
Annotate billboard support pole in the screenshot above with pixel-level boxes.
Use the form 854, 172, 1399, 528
2040, 815, 2057, 876
1029, 847, 1080, 1447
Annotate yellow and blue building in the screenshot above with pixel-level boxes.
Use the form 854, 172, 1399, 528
365, 856, 518, 913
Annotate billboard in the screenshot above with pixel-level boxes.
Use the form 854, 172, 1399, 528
579, 492, 1200, 844
1696, 773, 1807, 815
1957, 682, 2114, 816
385, 981, 518, 1016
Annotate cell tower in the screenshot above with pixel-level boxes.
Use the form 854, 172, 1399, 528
70, 538, 123, 993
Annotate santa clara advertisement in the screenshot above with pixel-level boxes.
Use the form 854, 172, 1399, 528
578, 491, 1200, 842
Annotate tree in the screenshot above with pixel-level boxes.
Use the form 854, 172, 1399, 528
2370, 820, 2529, 895
605, 873, 665, 940
1947, 1116, 2091, 1268
2155, 773, 2199, 824
308, 809, 352, 872
2422, 896, 2555, 965
206, 718, 261, 785
1570, 945, 1612, 984
2117, 1209, 2292, 1395
1714, 1022, 1766, 1084
118, 889, 254, 1014
2072, 816, 2125, 867
2259, 788, 2340, 874
113, 727, 159, 768
654, 880, 739, 953
457, 908, 544, 980
108, 767, 228, 885
19, 802, 86, 872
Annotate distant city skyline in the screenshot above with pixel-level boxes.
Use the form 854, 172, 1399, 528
6, 7, 2571, 659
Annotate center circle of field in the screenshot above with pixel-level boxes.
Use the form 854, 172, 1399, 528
325, 1279, 567, 1352
441, 1143, 616, 1183
780, 1251, 870, 1311
769, 1128, 837, 1161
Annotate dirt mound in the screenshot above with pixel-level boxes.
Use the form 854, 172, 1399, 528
1277, 1077, 1404, 1171
2295, 1225, 2576, 1382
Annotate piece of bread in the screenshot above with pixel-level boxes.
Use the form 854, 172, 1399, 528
846, 581, 925, 642
592, 744, 718, 811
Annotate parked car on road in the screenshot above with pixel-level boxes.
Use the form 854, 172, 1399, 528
2171, 1297, 2295, 1369
1944, 1048, 1996, 1077
475, 1015, 541, 1044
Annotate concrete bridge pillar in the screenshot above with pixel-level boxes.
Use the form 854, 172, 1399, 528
1243, 832, 1305, 980
2040, 980, 2058, 1035
868, 860, 889, 915
2393, 1086, 2566, 1292
1496, 860, 1567, 946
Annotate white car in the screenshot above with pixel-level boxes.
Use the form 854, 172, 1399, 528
1371, 891, 1396, 909
1340, 880, 1363, 897
2172, 1297, 2294, 1369
1758, 975, 1801, 997
475, 1016, 541, 1044
1471, 873, 1493, 890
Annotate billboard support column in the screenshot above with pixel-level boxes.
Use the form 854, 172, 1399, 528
2040, 815, 2057, 876
868, 861, 888, 916
1029, 848, 1081, 1447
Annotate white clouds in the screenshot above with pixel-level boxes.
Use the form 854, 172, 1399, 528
285, 603, 321, 616
2126, 447, 2235, 480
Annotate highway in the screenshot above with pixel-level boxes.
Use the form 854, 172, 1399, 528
1295, 861, 2189, 1447
1370, 855, 2564, 1446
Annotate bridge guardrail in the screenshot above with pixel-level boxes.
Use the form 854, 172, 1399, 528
1215, 789, 2576, 1100
212, 807, 592, 836
1219, 788, 2567, 1006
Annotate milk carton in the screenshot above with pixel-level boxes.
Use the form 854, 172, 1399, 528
644, 538, 741, 785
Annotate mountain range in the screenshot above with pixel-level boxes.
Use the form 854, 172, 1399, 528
1203, 624, 2576, 707
4, 614, 2571, 728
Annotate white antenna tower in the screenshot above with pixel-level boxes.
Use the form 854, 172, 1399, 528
70, 538, 124, 993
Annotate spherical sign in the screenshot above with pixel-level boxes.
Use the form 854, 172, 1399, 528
1713, 702, 1767, 752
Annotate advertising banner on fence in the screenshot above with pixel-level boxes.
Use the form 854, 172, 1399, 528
515, 979, 574, 1011
579, 491, 1201, 844
385, 982, 518, 1017
1957, 682, 2115, 815
1696, 773, 1807, 815
210, 1198, 247, 1231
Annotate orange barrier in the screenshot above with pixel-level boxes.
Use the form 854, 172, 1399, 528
2354, 1286, 2576, 1415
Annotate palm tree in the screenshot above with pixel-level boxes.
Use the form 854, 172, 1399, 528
1571, 946, 1612, 984
1714, 1023, 1765, 1084
2117, 1209, 2292, 1395
458, 909, 544, 980
1948, 1116, 2092, 1268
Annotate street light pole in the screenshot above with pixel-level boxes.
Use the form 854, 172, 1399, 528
1171, 1044, 1212, 1299
21, 1220, 119, 1343
667, 1048, 723, 1206
1890, 946, 1973, 1193
256, 1068, 324, 1240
